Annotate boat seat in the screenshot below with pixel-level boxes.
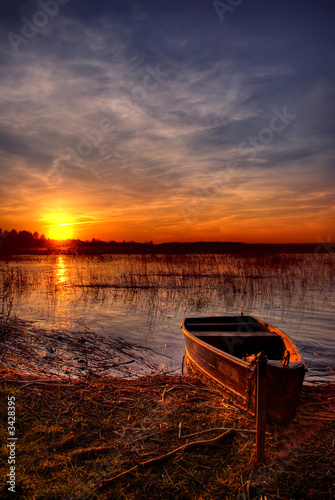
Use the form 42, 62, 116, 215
187, 323, 267, 332
194, 330, 278, 336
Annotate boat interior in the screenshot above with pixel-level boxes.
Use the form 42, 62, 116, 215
185, 316, 286, 361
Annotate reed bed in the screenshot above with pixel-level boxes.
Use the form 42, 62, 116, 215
2, 252, 334, 295
1, 252, 334, 326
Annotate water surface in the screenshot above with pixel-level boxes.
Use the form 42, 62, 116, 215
1, 253, 334, 383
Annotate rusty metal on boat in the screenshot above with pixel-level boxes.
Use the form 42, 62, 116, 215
181, 315, 307, 423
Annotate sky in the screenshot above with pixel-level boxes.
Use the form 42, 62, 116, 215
0, 0, 334, 243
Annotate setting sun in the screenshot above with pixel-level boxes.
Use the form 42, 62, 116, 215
43, 213, 75, 241
48, 224, 74, 241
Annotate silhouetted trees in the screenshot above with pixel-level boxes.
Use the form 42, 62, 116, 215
0, 229, 51, 254
0, 228, 323, 255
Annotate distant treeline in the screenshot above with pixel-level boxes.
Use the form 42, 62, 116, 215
0, 229, 324, 255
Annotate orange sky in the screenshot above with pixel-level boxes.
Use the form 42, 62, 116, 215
1, 1, 334, 244
2, 181, 334, 243
1, 154, 334, 243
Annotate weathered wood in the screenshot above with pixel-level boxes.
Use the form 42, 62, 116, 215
181, 315, 307, 424
139, 428, 235, 467
256, 352, 268, 464
95, 429, 235, 493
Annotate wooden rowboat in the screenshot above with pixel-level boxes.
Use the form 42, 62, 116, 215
181, 315, 307, 423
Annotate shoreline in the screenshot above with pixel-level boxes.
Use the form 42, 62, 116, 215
1, 294, 335, 498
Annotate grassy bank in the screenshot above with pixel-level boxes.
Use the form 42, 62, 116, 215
1, 368, 335, 499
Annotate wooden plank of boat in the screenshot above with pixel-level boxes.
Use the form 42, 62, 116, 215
181, 315, 307, 424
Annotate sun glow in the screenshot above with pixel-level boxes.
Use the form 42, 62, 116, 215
44, 214, 75, 241
48, 224, 74, 240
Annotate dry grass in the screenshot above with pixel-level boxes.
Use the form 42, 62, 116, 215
1, 367, 334, 500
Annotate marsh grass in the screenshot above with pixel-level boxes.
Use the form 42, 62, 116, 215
1, 369, 334, 499
1, 252, 334, 380
0, 262, 36, 325
54, 252, 335, 302
1, 253, 334, 323
1, 252, 334, 357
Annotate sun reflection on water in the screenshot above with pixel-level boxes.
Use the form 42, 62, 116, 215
56, 256, 68, 285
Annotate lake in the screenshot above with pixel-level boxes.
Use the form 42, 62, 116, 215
1, 252, 334, 383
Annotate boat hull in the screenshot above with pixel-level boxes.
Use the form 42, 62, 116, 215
182, 316, 306, 423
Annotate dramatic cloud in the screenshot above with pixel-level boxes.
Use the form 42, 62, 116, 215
0, 0, 334, 242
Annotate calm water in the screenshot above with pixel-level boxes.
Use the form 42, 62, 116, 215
1, 253, 334, 383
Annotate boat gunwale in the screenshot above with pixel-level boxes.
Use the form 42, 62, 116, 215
181, 315, 307, 369
181, 320, 250, 369
183, 349, 250, 405
253, 316, 307, 368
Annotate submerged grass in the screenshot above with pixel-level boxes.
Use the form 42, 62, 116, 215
1, 252, 334, 326
0, 368, 334, 499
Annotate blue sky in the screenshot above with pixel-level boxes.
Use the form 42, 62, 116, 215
0, 0, 334, 242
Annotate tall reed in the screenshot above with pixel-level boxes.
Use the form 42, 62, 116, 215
1, 252, 334, 326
